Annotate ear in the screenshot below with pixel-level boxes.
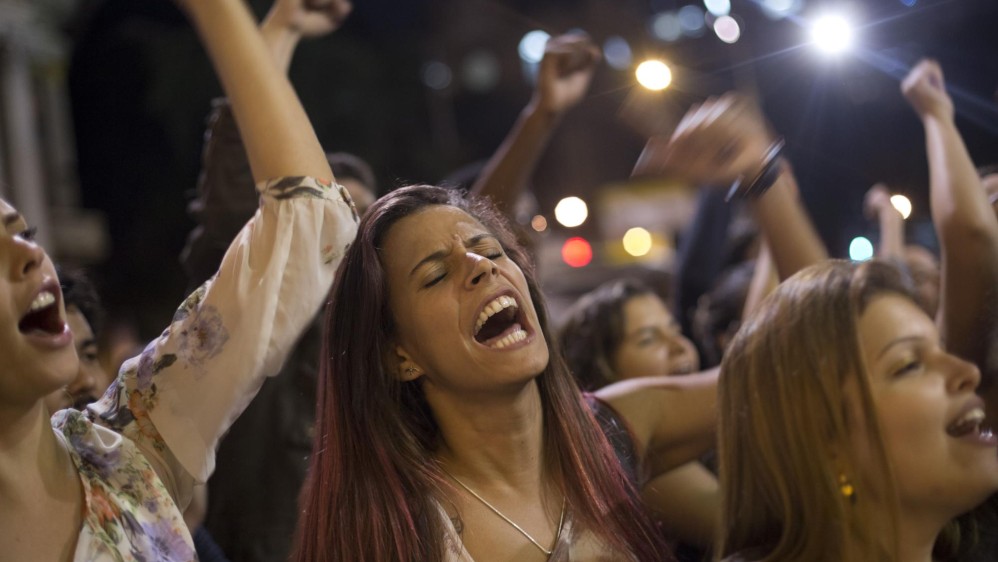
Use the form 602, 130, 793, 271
394, 345, 424, 382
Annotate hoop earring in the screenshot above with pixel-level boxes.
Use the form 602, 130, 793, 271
839, 474, 856, 504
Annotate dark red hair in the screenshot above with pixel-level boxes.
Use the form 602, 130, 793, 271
294, 185, 669, 562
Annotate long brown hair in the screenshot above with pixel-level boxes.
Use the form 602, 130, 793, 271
717, 260, 913, 561
294, 185, 668, 562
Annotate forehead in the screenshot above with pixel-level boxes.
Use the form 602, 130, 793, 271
382, 205, 491, 261
857, 293, 936, 357
66, 307, 95, 340
622, 293, 672, 329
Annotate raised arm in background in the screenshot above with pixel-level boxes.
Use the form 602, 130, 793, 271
634, 94, 828, 281
901, 60, 998, 392
864, 182, 906, 261
469, 33, 600, 214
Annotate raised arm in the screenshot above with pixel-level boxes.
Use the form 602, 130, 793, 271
92, 0, 358, 508
181, 0, 352, 288
469, 33, 600, 213
184, 0, 330, 180
634, 94, 828, 280
901, 60, 998, 386
864, 183, 906, 261
594, 368, 718, 475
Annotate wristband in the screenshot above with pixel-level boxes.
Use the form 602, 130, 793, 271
725, 137, 786, 202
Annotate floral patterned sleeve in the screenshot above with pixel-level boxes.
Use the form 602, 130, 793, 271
88, 176, 358, 509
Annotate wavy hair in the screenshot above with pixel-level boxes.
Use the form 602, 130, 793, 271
294, 185, 669, 562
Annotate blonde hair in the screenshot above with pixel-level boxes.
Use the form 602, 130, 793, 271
717, 260, 911, 561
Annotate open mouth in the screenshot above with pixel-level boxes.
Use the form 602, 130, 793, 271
946, 406, 992, 440
473, 294, 529, 349
18, 288, 65, 336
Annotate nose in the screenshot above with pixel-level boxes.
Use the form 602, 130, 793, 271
944, 351, 981, 394
9, 236, 44, 280
464, 253, 499, 289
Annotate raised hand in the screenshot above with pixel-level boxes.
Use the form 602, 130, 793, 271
532, 33, 601, 115
261, 0, 352, 72
863, 183, 895, 219
901, 59, 954, 122
633, 93, 776, 186
264, 0, 352, 38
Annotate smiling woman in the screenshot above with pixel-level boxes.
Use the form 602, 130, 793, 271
717, 260, 998, 562
295, 185, 719, 562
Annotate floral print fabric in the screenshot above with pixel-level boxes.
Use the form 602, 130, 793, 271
51, 176, 357, 561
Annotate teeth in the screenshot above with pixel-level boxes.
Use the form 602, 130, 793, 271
491, 326, 527, 349
475, 295, 518, 335
29, 291, 55, 312
949, 407, 986, 435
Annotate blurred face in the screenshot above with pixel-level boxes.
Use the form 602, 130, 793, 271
43, 306, 106, 412
612, 294, 699, 379
382, 206, 549, 396
903, 246, 939, 318
982, 173, 998, 218
0, 199, 76, 410
855, 294, 998, 519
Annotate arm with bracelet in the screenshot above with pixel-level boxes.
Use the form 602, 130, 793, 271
634, 93, 827, 281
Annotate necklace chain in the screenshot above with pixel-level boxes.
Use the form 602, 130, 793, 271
441, 467, 566, 557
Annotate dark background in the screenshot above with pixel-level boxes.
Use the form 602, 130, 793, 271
64, 0, 998, 335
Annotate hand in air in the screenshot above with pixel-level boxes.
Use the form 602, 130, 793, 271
265, 0, 352, 38
533, 33, 602, 114
901, 59, 954, 122
633, 93, 776, 186
863, 183, 896, 219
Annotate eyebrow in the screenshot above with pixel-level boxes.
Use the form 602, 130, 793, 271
876, 335, 925, 360
2, 212, 21, 227
409, 233, 497, 276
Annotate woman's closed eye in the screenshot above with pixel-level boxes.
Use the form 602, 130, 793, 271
892, 358, 923, 377
424, 270, 446, 288
17, 226, 38, 242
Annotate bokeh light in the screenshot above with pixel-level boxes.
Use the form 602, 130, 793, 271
678, 4, 706, 36
811, 14, 854, 54
461, 50, 500, 92
890, 195, 912, 219
531, 214, 548, 232
651, 12, 683, 42
603, 36, 633, 71
849, 236, 874, 261
622, 227, 653, 257
518, 30, 550, 64
704, 0, 730, 16
421, 61, 452, 90
554, 196, 589, 227
562, 237, 593, 268
635, 60, 673, 91
713, 15, 741, 43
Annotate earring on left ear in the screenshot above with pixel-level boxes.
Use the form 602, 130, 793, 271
838, 473, 857, 504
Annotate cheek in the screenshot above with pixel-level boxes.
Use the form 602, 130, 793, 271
615, 346, 665, 379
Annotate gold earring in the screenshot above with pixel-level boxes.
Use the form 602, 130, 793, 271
404, 366, 419, 377
839, 474, 856, 503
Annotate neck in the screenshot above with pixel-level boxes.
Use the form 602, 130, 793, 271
0, 400, 73, 506
894, 504, 949, 562
430, 380, 547, 493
